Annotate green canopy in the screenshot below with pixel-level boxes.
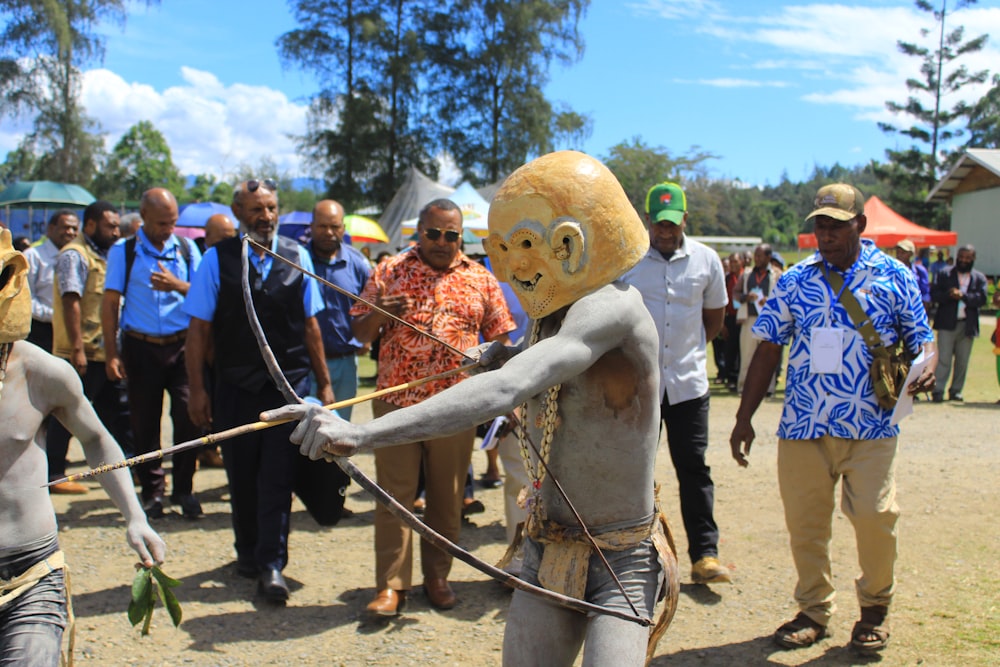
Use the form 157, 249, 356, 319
0, 181, 96, 206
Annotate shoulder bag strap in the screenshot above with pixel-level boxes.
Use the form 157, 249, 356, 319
822, 264, 888, 358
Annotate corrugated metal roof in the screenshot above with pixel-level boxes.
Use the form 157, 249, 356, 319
927, 148, 1000, 203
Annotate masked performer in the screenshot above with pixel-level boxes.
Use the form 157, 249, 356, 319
0, 229, 165, 666
266, 151, 678, 666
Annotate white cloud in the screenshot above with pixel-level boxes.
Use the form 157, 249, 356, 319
626, 0, 724, 20
677, 78, 791, 88
72, 67, 306, 179
643, 3, 1000, 121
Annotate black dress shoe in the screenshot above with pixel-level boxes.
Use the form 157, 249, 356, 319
170, 493, 204, 519
235, 560, 258, 579
258, 568, 289, 603
142, 497, 165, 520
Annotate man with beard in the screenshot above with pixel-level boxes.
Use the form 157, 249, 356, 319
50, 201, 134, 480
184, 179, 334, 604
930, 244, 988, 403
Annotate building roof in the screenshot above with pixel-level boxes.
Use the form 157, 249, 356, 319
927, 148, 1000, 203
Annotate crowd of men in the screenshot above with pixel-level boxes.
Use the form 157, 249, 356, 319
2, 161, 991, 664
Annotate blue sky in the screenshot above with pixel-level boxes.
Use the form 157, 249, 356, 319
3, 0, 999, 188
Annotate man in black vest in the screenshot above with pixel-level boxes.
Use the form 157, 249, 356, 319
184, 179, 337, 604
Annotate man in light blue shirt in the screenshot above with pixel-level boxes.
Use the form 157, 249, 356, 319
730, 183, 935, 655
307, 199, 371, 420
622, 181, 731, 585
102, 188, 203, 520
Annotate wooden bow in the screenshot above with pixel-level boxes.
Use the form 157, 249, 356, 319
240, 237, 652, 626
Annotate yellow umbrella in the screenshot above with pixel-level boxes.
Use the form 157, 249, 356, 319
344, 214, 389, 244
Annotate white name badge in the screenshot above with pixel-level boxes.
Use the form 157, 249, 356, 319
810, 327, 844, 374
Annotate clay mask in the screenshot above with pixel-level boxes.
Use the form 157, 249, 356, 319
487, 151, 648, 318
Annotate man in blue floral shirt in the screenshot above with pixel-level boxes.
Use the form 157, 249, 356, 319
729, 183, 936, 656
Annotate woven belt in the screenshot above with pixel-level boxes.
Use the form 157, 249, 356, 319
125, 330, 187, 345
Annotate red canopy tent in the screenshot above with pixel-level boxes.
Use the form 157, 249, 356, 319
797, 195, 957, 249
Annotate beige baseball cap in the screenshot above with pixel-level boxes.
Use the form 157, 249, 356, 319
895, 239, 916, 254
806, 183, 865, 221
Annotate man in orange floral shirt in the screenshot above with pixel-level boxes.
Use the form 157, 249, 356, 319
350, 198, 514, 615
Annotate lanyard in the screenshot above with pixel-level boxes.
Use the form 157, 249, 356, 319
821, 260, 858, 326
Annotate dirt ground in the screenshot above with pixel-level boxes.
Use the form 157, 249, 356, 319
51, 386, 999, 667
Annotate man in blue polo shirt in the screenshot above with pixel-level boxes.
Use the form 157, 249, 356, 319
308, 199, 371, 419
102, 188, 203, 520
183, 179, 338, 605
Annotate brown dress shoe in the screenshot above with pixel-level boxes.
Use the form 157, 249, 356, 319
50, 481, 88, 495
366, 589, 405, 616
423, 578, 457, 610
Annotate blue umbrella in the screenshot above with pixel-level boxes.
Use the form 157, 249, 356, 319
278, 211, 312, 224
176, 202, 233, 227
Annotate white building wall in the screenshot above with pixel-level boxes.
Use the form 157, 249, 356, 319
952, 187, 1000, 276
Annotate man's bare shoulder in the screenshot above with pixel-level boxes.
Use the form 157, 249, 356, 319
16, 341, 79, 393
565, 282, 650, 324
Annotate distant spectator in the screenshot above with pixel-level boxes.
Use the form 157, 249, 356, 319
119, 212, 143, 239
893, 239, 930, 312
929, 248, 948, 283
12, 235, 31, 251
733, 243, 781, 394
931, 244, 988, 403
24, 210, 79, 352
203, 213, 236, 249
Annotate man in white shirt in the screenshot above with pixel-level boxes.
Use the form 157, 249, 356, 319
623, 181, 732, 585
24, 210, 79, 352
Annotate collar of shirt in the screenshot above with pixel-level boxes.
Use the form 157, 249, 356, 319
83, 232, 108, 258
801, 239, 881, 273
242, 232, 279, 278
309, 241, 346, 266
136, 227, 182, 260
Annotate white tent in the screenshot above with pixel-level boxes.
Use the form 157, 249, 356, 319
378, 166, 455, 250
400, 181, 492, 238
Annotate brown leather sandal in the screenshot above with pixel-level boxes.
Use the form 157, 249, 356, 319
774, 612, 828, 649
851, 605, 890, 654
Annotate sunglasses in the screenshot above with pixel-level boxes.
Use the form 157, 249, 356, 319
246, 178, 277, 193
423, 227, 460, 243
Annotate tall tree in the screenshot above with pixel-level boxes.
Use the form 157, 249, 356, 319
966, 73, 1000, 148
601, 137, 717, 221
875, 0, 989, 227
278, 0, 433, 210
92, 120, 183, 201
0, 1, 159, 185
427, 0, 590, 183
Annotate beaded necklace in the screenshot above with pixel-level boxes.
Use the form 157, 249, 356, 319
0, 342, 11, 402
517, 319, 562, 524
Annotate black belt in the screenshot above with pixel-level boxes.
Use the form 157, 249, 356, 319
125, 330, 187, 345
325, 349, 357, 360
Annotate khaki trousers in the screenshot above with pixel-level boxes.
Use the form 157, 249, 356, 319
777, 435, 899, 626
737, 314, 775, 394
372, 399, 476, 590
